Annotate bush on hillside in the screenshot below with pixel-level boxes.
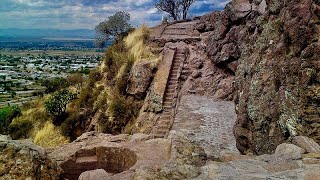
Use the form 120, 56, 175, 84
45, 89, 77, 125
41, 77, 68, 93
0, 106, 21, 134
9, 119, 33, 139
95, 11, 132, 47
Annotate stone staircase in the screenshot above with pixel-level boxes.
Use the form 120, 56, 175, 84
153, 48, 185, 138
153, 21, 201, 42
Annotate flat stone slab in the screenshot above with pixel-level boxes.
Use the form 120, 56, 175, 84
172, 95, 239, 157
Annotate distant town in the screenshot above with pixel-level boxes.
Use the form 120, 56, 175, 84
0, 51, 102, 107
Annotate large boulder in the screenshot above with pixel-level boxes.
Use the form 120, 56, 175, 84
127, 60, 155, 98
0, 135, 62, 179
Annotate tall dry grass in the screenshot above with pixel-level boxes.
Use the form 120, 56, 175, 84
124, 25, 160, 66
34, 122, 69, 148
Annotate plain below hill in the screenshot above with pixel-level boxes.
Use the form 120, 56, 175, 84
0, 28, 95, 39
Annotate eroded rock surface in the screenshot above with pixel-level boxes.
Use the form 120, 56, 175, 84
173, 95, 238, 158
48, 132, 171, 180
232, 0, 320, 155
0, 135, 62, 179
194, 0, 320, 155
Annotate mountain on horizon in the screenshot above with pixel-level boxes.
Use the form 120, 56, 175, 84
0, 28, 95, 38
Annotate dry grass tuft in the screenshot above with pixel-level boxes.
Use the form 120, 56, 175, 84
124, 25, 159, 66
34, 122, 69, 148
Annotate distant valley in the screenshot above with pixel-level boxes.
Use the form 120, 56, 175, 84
0, 28, 95, 38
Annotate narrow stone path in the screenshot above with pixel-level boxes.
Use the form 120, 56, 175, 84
152, 48, 185, 138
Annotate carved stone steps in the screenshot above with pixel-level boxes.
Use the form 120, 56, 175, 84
152, 48, 186, 139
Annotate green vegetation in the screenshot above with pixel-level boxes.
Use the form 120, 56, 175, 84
9, 98, 49, 140
155, 0, 195, 20
41, 78, 68, 93
0, 106, 21, 134
8, 25, 157, 146
95, 11, 132, 47
45, 89, 77, 125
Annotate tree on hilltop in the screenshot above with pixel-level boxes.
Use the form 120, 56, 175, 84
95, 11, 132, 47
155, 0, 195, 21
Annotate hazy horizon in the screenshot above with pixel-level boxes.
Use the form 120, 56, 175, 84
0, 0, 230, 30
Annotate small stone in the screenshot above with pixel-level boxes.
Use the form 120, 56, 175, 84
275, 143, 305, 160
79, 169, 112, 180
292, 136, 320, 153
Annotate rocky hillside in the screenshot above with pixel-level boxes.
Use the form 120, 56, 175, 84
1, 0, 320, 179
142, 0, 320, 155
227, 0, 319, 155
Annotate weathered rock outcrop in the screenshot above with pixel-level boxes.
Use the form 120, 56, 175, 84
196, 0, 320, 155
232, 0, 320, 155
48, 132, 171, 180
0, 135, 62, 179
127, 60, 155, 98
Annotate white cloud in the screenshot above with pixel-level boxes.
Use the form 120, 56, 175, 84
0, 0, 230, 29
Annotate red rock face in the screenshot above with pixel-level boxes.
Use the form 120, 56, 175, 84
231, 0, 320, 155
198, 0, 320, 155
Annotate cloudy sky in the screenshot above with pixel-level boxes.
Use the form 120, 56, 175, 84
0, 0, 230, 30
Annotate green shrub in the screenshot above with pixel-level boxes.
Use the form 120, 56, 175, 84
45, 89, 77, 125
0, 106, 21, 134
41, 77, 68, 93
9, 119, 33, 139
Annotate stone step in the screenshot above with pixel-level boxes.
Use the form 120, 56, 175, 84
155, 128, 168, 133
172, 69, 179, 74
175, 53, 184, 56
163, 102, 172, 107
169, 76, 178, 82
163, 96, 173, 102
168, 80, 178, 84
163, 100, 172, 103
163, 105, 172, 109
170, 72, 178, 76
166, 92, 175, 96
163, 29, 190, 34
174, 57, 184, 60
166, 89, 175, 94
168, 80, 177, 84
173, 62, 182, 66
158, 120, 171, 125
159, 115, 173, 123
162, 110, 172, 115
153, 133, 165, 138
169, 76, 178, 80
167, 86, 176, 90
158, 123, 171, 129
160, 119, 171, 124
181, 69, 191, 73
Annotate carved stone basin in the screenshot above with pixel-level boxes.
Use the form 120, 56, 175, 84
60, 147, 137, 180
